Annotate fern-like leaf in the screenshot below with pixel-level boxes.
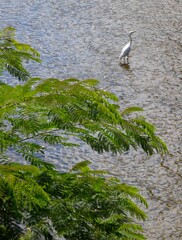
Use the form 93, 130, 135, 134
121, 106, 144, 116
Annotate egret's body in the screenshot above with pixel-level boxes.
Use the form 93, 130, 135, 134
119, 31, 135, 64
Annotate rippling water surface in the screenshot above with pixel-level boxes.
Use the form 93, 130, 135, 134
0, 0, 181, 239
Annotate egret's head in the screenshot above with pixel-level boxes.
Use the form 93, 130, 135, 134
129, 31, 135, 35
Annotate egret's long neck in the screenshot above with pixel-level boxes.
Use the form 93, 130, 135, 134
129, 34, 132, 46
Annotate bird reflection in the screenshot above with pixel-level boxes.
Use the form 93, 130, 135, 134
119, 62, 130, 70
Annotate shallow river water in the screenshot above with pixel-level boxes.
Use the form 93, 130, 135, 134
0, 0, 182, 239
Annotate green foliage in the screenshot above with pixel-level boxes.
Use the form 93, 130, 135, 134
0, 162, 148, 240
0, 26, 41, 80
0, 76, 167, 162
0, 164, 50, 240
49, 162, 148, 240
0, 27, 168, 239
121, 107, 143, 116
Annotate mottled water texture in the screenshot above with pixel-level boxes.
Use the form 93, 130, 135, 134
0, 0, 181, 239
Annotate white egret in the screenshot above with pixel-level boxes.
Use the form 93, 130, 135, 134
119, 31, 135, 64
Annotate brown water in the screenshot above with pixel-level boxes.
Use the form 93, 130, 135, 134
0, 0, 182, 239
